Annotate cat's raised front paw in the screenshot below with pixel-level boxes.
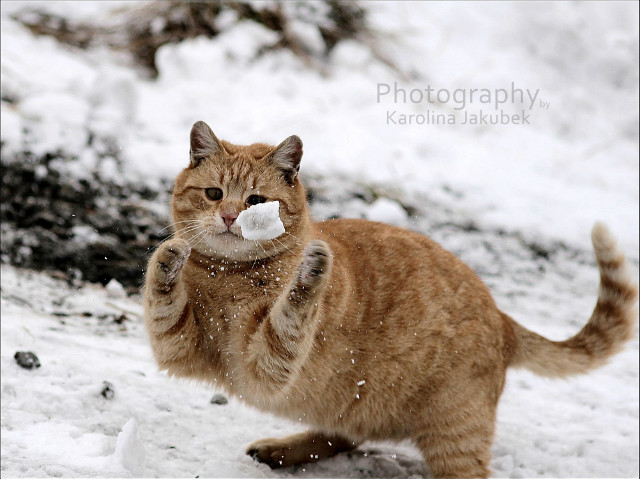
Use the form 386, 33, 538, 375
298, 240, 332, 287
153, 238, 191, 288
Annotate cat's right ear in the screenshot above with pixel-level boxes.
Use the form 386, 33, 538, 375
189, 121, 224, 167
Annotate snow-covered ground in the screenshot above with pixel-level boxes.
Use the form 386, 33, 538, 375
2, 261, 638, 478
1, 1, 638, 477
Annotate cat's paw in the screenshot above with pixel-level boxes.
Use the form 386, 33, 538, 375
297, 240, 332, 288
246, 439, 293, 468
152, 238, 191, 288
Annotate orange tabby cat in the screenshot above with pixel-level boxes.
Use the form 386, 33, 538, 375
144, 121, 638, 478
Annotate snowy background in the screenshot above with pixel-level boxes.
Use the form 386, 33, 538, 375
1, 1, 638, 478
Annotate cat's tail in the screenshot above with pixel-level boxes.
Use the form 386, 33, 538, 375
505, 222, 638, 377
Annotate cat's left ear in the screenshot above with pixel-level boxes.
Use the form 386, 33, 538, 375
266, 135, 303, 184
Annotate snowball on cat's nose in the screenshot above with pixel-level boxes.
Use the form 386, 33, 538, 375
237, 201, 285, 241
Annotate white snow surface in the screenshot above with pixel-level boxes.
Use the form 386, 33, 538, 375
1, 1, 639, 478
1, 254, 638, 478
237, 202, 285, 241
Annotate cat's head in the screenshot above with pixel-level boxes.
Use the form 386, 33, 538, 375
171, 121, 310, 262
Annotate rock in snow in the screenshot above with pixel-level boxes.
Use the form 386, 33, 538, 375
210, 393, 228, 405
100, 381, 115, 399
236, 201, 285, 240
14, 351, 41, 369
111, 418, 146, 476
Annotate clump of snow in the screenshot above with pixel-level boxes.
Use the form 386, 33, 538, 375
105, 278, 126, 298
237, 201, 285, 241
365, 198, 408, 226
110, 418, 146, 476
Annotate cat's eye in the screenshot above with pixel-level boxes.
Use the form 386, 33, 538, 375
247, 195, 267, 206
205, 187, 223, 201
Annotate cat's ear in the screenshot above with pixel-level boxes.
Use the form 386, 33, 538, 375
190, 121, 224, 167
266, 135, 303, 184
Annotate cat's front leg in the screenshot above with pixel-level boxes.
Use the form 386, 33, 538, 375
246, 240, 333, 390
144, 238, 191, 332
283, 239, 333, 318
144, 238, 203, 376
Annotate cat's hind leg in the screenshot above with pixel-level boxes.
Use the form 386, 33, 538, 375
412, 399, 495, 479
247, 430, 359, 468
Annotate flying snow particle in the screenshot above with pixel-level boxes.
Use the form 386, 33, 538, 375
236, 201, 285, 240
357, 380, 366, 386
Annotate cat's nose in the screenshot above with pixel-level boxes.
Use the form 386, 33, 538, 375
221, 212, 238, 229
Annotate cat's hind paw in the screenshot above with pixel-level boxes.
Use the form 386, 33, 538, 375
246, 441, 288, 469
246, 437, 307, 469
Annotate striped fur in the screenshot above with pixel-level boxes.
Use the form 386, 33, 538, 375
507, 222, 638, 377
144, 123, 638, 478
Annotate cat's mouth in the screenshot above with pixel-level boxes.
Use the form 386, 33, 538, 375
191, 226, 280, 261
216, 231, 242, 240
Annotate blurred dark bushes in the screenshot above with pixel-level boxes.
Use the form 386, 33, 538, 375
0, 152, 171, 292
15, 1, 370, 77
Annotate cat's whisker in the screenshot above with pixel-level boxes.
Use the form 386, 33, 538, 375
171, 220, 203, 228
188, 227, 209, 248
177, 220, 208, 234
175, 219, 206, 227
146, 236, 173, 255
270, 237, 294, 256
250, 248, 259, 270
156, 225, 174, 234
171, 221, 203, 242
174, 228, 203, 239
201, 226, 216, 247
191, 224, 216, 250
282, 231, 303, 246
177, 224, 208, 236
154, 220, 202, 237
162, 228, 204, 249
254, 240, 270, 259
162, 219, 200, 227
148, 231, 183, 253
